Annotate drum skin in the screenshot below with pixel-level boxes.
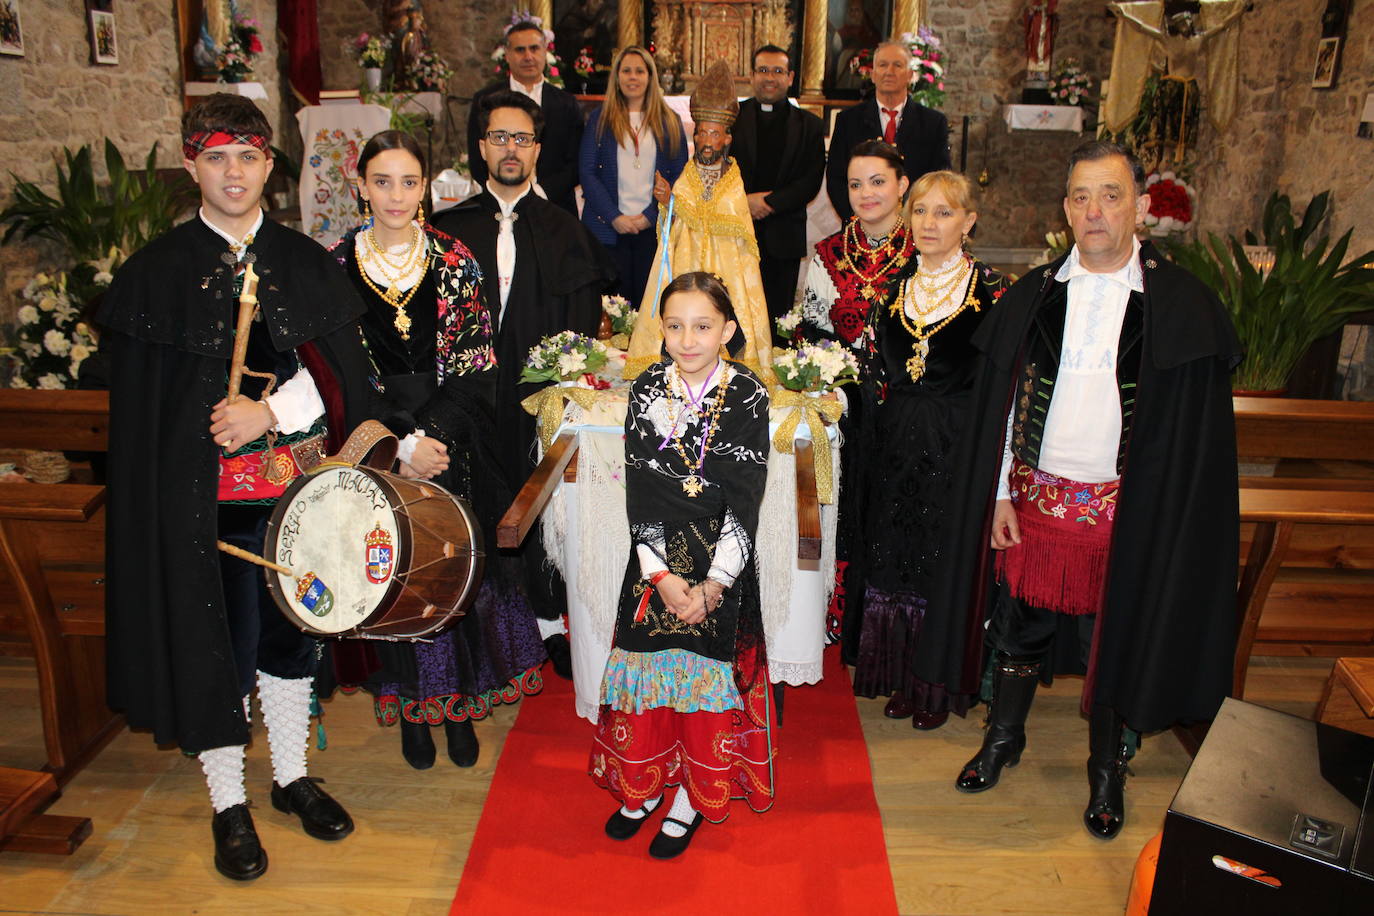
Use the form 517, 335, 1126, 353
264, 464, 484, 640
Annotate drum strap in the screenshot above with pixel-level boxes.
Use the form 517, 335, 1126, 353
319, 419, 399, 472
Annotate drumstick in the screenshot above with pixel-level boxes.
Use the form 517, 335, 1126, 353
226, 261, 260, 402
216, 539, 295, 577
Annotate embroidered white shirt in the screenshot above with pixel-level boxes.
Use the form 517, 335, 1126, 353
487, 180, 534, 325
997, 237, 1142, 498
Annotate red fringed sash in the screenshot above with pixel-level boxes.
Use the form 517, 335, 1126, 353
995, 458, 1118, 616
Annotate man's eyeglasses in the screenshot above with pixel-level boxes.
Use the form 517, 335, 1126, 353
484, 130, 537, 148
753, 66, 788, 76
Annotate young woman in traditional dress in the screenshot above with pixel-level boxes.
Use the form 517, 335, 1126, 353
328, 130, 545, 769
852, 170, 1009, 728
578, 45, 688, 304
589, 271, 773, 859
791, 140, 915, 669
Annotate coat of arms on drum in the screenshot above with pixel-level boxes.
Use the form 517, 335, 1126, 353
295, 572, 334, 617
365, 523, 394, 584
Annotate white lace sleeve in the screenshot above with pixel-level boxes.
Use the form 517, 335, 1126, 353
996, 407, 1014, 501
798, 255, 837, 335
264, 367, 325, 434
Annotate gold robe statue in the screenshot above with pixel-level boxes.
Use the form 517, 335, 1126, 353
623, 159, 777, 386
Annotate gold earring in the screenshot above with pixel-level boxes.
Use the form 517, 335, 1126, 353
417, 199, 426, 223
362, 198, 371, 218
961, 231, 969, 249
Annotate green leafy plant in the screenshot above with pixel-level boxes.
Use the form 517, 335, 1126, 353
1163, 191, 1374, 392
1, 140, 194, 278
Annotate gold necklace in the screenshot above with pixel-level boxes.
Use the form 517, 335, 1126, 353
837, 217, 910, 299
363, 224, 426, 298
365, 223, 424, 271
355, 239, 428, 340
890, 270, 979, 381
669, 366, 731, 497
910, 256, 973, 319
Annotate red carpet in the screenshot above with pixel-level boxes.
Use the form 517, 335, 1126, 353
452, 648, 898, 915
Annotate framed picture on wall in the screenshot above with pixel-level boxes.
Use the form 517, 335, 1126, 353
87, 1, 116, 65
0, 0, 23, 57
1311, 36, 1340, 89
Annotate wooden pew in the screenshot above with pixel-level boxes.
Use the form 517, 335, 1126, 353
0, 389, 115, 854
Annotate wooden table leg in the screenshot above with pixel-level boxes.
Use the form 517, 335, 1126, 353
1232, 519, 1293, 700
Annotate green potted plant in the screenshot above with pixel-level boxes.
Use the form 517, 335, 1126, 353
1163, 191, 1374, 394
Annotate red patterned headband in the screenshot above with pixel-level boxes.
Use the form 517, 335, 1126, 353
183, 131, 270, 161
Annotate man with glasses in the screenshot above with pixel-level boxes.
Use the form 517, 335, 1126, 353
731, 44, 826, 339
466, 19, 584, 216
438, 92, 612, 677
825, 40, 951, 222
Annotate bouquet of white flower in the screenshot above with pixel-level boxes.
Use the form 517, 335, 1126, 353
601, 294, 636, 336
9, 271, 100, 390
772, 340, 859, 393
520, 330, 609, 384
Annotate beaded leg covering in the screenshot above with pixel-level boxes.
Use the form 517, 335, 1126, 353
257, 671, 313, 787
199, 744, 248, 813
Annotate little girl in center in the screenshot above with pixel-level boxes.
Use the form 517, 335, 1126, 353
589, 271, 774, 859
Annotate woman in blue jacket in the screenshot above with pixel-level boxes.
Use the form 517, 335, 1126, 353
579, 45, 687, 304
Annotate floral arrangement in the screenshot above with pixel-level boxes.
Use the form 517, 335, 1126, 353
409, 49, 453, 91
218, 8, 263, 83
601, 294, 636, 336
1048, 58, 1091, 106
350, 32, 392, 68
772, 340, 860, 393
490, 12, 565, 89
8, 271, 101, 389
520, 330, 610, 384
849, 27, 947, 110
1143, 171, 1196, 235
574, 46, 596, 80
774, 301, 804, 340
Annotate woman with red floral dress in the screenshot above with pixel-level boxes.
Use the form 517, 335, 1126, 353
791, 140, 916, 664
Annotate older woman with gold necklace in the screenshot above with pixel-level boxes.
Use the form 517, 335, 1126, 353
328, 130, 545, 770
851, 170, 1008, 729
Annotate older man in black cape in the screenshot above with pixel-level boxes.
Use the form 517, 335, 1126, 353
916, 140, 1241, 841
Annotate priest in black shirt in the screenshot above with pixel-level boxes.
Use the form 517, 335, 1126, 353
731, 44, 826, 337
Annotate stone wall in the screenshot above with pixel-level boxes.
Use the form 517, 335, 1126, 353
0, 0, 286, 316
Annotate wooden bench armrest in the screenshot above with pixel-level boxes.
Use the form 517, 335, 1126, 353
1238, 488, 1374, 525
0, 390, 109, 452
496, 432, 578, 549
794, 439, 821, 564
0, 484, 106, 522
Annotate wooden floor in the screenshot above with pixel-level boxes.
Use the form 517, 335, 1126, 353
0, 654, 1334, 916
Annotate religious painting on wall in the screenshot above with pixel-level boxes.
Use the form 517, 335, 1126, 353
1311, 36, 1340, 89
554, 0, 618, 94
0, 0, 23, 57
827, 0, 891, 96
88, 1, 118, 66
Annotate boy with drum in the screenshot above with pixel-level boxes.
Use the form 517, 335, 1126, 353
99, 93, 380, 881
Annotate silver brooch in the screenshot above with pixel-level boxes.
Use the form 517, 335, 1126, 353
1144, 258, 1157, 269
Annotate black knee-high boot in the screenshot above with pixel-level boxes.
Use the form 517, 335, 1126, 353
954, 654, 1040, 793
1084, 704, 1128, 839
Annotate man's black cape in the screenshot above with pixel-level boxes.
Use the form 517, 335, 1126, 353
98, 217, 378, 753
913, 242, 1243, 732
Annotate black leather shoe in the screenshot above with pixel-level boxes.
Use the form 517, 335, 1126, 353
605, 796, 662, 840
954, 727, 1026, 793
270, 777, 354, 841
211, 803, 268, 881
445, 718, 479, 768
648, 812, 703, 859
401, 718, 436, 770
544, 634, 573, 680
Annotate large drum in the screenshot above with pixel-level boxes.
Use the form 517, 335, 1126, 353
263, 428, 483, 640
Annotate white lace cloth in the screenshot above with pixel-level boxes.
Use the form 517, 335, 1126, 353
539, 396, 838, 722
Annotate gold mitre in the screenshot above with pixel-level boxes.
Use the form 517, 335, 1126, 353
689, 60, 740, 130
